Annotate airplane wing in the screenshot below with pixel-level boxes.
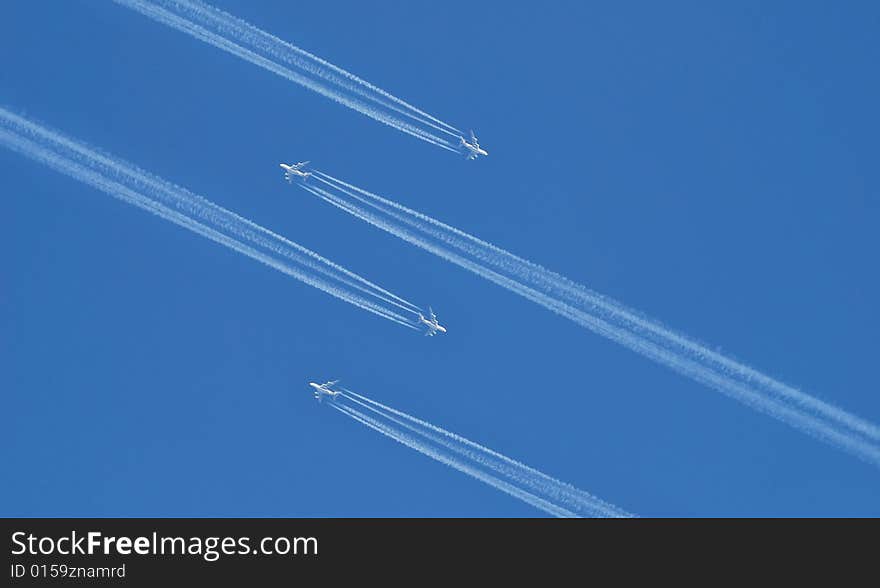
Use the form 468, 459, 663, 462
296, 161, 310, 168
470, 130, 477, 143
429, 307, 436, 320
323, 379, 339, 387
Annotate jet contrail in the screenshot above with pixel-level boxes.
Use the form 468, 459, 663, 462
329, 404, 580, 518
112, 0, 462, 152
326, 389, 631, 518
150, 0, 463, 138
297, 171, 880, 468
0, 108, 421, 329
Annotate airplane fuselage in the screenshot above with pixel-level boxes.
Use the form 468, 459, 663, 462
460, 138, 488, 159
309, 382, 339, 401
467, 144, 488, 158
418, 316, 447, 336
280, 163, 310, 180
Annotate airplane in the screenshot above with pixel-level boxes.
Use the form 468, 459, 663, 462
459, 130, 488, 160
279, 161, 311, 182
308, 379, 341, 402
418, 307, 447, 336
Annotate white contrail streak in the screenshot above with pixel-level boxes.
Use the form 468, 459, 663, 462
327, 390, 631, 518
329, 404, 578, 518
0, 108, 419, 329
339, 390, 631, 517
299, 171, 880, 467
315, 172, 880, 445
112, 0, 462, 151
156, 0, 462, 138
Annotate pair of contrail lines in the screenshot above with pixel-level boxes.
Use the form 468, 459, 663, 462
327, 389, 632, 518
296, 171, 880, 468
0, 108, 421, 329
112, 0, 462, 151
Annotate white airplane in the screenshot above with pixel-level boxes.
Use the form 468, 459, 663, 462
280, 161, 311, 182
459, 130, 488, 160
418, 307, 447, 337
308, 379, 341, 402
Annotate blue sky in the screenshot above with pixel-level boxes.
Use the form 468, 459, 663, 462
2, 0, 879, 516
